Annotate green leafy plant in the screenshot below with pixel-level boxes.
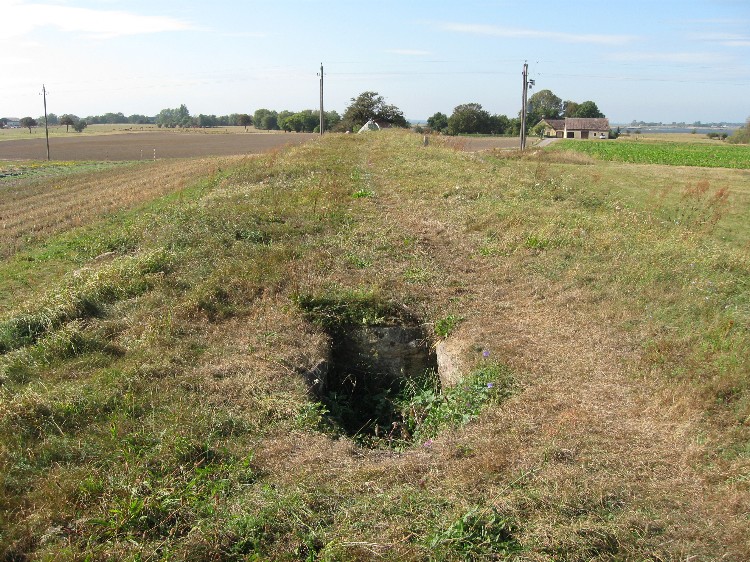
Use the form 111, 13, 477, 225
398, 364, 515, 443
435, 314, 462, 338
428, 506, 522, 557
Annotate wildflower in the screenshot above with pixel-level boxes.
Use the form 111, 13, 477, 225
482, 350, 490, 358
423, 439, 434, 448
487, 382, 494, 389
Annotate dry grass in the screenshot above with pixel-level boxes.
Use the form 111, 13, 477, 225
0, 158, 240, 257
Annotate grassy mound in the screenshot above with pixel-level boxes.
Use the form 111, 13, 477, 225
1, 131, 748, 559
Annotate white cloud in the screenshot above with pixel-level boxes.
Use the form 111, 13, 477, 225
385, 49, 431, 56
692, 32, 750, 47
3, 0, 195, 39
437, 22, 634, 46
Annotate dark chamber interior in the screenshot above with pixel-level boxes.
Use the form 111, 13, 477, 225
321, 324, 438, 443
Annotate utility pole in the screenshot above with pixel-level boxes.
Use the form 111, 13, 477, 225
520, 63, 528, 150
520, 63, 536, 150
318, 63, 324, 135
41, 84, 50, 160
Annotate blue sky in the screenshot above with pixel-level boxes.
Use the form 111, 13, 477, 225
2, 0, 749, 123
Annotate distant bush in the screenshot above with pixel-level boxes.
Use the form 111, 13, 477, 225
727, 118, 750, 144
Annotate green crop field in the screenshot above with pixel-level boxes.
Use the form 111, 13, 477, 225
1, 131, 749, 560
550, 138, 750, 168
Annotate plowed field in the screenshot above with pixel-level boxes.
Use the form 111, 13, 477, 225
0, 131, 317, 161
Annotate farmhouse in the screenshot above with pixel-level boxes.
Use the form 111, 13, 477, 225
539, 117, 610, 139
2, 117, 21, 128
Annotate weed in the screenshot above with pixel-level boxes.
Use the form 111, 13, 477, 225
398, 364, 515, 443
428, 506, 522, 558
352, 188, 374, 198
434, 314, 462, 338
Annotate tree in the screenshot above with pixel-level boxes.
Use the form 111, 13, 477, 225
278, 110, 323, 133
339, 91, 407, 131
20, 117, 37, 133
128, 114, 151, 124
280, 112, 303, 132
563, 100, 579, 117
427, 112, 448, 133
237, 114, 253, 130
156, 104, 190, 128
572, 100, 605, 118
526, 89, 563, 126
277, 110, 294, 128
447, 103, 491, 135
73, 120, 87, 133
0, 118, 7, 129
488, 114, 511, 135
253, 109, 279, 130
324, 110, 341, 131
60, 115, 76, 132
727, 117, 750, 145
196, 114, 219, 128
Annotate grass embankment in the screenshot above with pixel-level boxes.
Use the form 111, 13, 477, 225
1, 131, 749, 559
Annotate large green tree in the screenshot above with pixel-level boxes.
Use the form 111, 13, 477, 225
447, 103, 491, 135
572, 100, 605, 118
339, 91, 407, 131
427, 112, 448, 133
526, 89, 563, 125
253, 109, 279, 130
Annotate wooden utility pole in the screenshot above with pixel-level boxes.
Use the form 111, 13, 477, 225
42, 84, 50, 160
319, 63, 324, 135
520, 63, 535, 150
520, 63, 528, 150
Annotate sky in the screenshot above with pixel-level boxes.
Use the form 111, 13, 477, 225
2, 0, 749, 124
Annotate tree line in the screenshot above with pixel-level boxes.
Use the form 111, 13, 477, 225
425, 89, 607, 136
37, 90, 569, 139
5, 88, 612, 137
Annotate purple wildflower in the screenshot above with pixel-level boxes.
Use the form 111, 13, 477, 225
423, 439, 434, 448
482, 350, 490, 358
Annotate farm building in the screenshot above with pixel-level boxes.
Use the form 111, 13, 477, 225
538, 117, 610, 139
2, 117, 21, 128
